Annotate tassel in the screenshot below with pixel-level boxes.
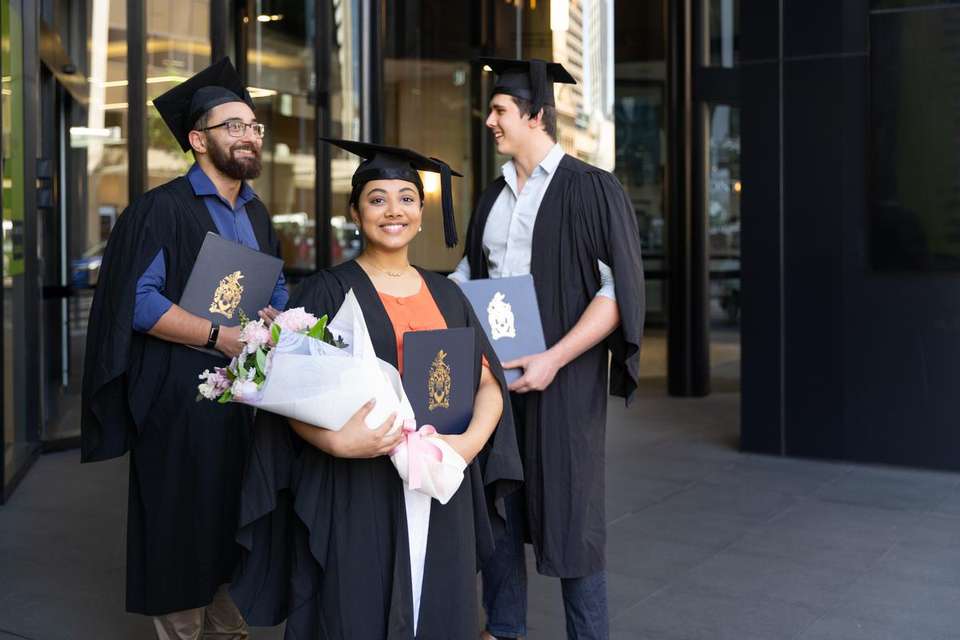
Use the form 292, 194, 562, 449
432, 158, 458, 247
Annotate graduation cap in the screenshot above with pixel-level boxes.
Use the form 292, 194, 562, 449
322, 138, 462, 248
476, 57, 576, 117
153, 57, 255, 152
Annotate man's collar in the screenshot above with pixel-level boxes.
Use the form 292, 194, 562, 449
501, 142, 565, 183
187, 163, 256, 209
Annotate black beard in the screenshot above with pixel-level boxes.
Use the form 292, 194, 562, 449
207, 139, 262, 180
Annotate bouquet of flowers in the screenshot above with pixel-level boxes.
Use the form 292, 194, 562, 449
196, 290, 467, 504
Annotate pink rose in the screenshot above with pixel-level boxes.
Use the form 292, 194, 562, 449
239, 319, 271, 353
274, 307, 319, 334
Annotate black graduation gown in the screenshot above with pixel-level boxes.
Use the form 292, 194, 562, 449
230, 261, 523, 639
80, 176, 283, 615
465, 153, 645, 578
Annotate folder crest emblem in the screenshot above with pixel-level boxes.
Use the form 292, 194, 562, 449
487, 291, 517, 341
210, 270, 245, 319
428, 350, 451, 411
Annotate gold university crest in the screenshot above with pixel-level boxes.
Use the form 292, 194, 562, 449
428, 350, 451, 411
210, 270, 245, 319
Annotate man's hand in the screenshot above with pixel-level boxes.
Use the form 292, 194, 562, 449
504, 349, 564, 393
215, 324, 244, 358
258, 305, 280, 326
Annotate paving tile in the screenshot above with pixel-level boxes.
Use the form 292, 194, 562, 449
6, 388, 960, 639
815, 465, 959, 512
835, 569, 960, 634
798, 613, 955, 640
611, 582, 820, 640
606, 529, 720, 585
704, 454, 850, 497
674, 549, 861, 611
640, 481, 797, 524
728, 500, 919, 573
605, 473, 690, 523
608, 508, 750, 558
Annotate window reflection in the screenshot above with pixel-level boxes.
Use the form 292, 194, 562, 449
708, 104, 740, 324
80, 0, 128, 272
329, 0, 361, 265
525, 0, 616, 169
382, 1, 476, 271
146, 0, 211, 190
707, 103, 741, 390
707, 0, 739, 68
870, 7, 960, 270
245, 1, 317, 271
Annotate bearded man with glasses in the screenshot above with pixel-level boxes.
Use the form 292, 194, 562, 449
81, 58, 287, 640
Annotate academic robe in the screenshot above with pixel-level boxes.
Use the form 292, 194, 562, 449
229, 260, 523, 639
465, 153, 645, 578
80, 175, 283, 615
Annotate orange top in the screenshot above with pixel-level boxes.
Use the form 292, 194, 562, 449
378, 279, 448, 374
377, 277, 489, 375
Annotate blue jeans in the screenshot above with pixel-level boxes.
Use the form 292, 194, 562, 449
482, 492, 609, 640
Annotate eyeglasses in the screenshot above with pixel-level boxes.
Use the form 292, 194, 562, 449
201, 119, 266, 139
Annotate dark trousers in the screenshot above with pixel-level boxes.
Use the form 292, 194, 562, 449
481, 491, 609, 639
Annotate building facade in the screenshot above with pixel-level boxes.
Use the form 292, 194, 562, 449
2, 0, 660, 500
27, 1, 960, 499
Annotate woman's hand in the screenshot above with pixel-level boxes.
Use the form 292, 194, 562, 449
325, 399, 404, 458
290, 399, 402, 458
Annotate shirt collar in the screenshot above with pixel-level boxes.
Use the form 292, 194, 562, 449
501, 143, 565, 195
187, 163, 257, 211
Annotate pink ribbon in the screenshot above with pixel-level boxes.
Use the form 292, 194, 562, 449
393, 418, 443, 490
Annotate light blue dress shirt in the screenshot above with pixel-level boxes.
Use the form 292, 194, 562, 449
132, 164, 289, 332
449, 144, 616, 299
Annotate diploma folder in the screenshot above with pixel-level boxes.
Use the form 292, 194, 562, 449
179, 232, 283, 355
456, 275, 546, 384
402, 328, 477, 435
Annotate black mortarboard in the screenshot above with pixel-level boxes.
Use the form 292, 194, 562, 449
153, 57, 255, 152
322, 138, 462, 248
476, 57, 576, 117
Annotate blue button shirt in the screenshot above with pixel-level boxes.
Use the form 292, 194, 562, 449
132, 164, 289, 332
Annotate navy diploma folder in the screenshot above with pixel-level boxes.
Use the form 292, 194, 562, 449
457, 274, 546, 384
402, 328, 477, 435
178, 233, 283, 356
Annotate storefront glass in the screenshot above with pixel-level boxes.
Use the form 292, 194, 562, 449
146, 0, 211, 189
244, 1, 317, 272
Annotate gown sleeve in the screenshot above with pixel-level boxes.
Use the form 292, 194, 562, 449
230, 270, 346, 627
582, 170, 646, 405
81, 189, 179, 462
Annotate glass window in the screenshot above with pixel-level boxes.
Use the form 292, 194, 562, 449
707, 103, 740, 389
872, 1, 960, 9
382, 0, 476, 271
1, 0, 28, 487
706, 0, 739, 68
614, 82, 665, 316
77, 0, 128, 267
146, 0, 211, 190
614, 0, 666, 345
870, 6, 960, 270
525, 0, 616, 169
245, 2, 317, 272
328, 0, 362, 265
